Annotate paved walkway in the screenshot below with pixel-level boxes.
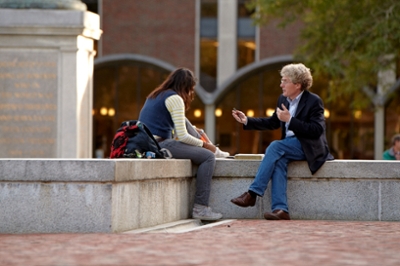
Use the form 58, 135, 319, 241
1, 220, 400, 266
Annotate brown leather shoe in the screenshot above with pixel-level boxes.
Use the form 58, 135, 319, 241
264, 209, 291, 220
230, 192, 256, 207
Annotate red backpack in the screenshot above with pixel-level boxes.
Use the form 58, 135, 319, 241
110, 120, 171, 159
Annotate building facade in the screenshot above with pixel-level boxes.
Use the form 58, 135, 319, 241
85, 0, 400, 159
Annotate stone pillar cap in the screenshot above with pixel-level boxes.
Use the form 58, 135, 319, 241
0, 0, 87, 11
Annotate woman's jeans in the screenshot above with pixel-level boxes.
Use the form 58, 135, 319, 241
158, 119, 215, 206
249, 136, 306, 213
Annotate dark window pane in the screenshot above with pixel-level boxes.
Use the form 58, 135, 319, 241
201, 0, 218, 17
237, 40, 255, 69
200, 0, 218, 92
238, 18, 255, 38
200, 39, 218, 92
200, 18, 218, 38
237, 3, 255, 69
81, 0, 98, 13
238, 0, 254, 17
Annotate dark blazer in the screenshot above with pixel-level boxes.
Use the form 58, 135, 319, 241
244, 90, 334, 174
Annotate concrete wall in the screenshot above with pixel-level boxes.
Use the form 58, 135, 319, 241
211, 160, 400, 221
0, 159, 192, 233
0, 159, 399, 233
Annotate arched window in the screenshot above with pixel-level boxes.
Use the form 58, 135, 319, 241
215, 61, 380, 159
92, 61, 170, 158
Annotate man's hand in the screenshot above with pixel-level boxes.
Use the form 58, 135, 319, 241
276, 104, 291, 122
232, 109, 247, 124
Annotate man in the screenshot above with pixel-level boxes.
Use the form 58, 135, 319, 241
231, 63, 334, 220
383, 134, 400, 160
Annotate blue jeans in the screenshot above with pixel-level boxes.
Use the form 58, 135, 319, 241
248, 136, 306, 213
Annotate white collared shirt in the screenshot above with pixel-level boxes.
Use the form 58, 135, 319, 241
285, 91, 304, 137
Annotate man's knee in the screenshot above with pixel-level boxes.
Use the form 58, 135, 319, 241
266, 140, 281, 151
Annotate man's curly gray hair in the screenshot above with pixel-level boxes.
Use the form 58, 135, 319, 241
280, 63, 313, 91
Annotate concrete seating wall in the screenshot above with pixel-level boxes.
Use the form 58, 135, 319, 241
211, 160, 400, 221
0, 159, 399, 233
0, 159, 193, 234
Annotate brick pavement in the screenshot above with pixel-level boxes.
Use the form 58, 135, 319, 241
1, 220, 400, 266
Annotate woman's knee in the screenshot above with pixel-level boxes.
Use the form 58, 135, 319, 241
203, 152, 216, 165
191, 148, 215, 167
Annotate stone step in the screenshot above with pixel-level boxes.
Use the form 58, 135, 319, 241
124, 219, 235, 234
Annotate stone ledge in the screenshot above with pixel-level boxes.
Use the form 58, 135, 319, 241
0, 159, 193, 233
1, 159, 399, 233
0, 9, 102, 39
211, 159, 400, 222
0, 9, 99, 28
0, 159, 192, 182
214, 159, 400, 178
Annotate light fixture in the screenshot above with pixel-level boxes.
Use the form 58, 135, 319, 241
324, 109, 330, 118
266, 108, 274, 117
244, 42, 256, 50
215, 108, 222, 117
246, 109, 254, 117
100, 107, 108, 116
108, 108, 115, 117
194, 109, 202, 118
354, 110, 362, 119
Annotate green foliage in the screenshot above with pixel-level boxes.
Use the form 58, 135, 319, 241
247, 0, 400, 108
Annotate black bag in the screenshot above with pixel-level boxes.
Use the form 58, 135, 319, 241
110, 120, 171, 159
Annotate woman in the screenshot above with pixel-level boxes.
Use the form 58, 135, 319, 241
138, 67, 224, 220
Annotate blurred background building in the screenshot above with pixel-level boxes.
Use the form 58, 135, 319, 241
82, 0, 399, 159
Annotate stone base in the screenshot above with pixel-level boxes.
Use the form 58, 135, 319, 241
0, 9, 101, 158
212, 159, 400, 221
1, 159, 400, 233
0, 159, 192, 233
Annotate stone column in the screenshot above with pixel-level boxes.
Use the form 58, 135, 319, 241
0, 0, 102, 158
217, 0, 237, 86
205, 0, 237, 143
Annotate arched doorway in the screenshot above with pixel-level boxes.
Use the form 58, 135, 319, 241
212, 56, 381, 159
92, 54, 173, 158
92, 54, 207, 158
213, 57, 295, 155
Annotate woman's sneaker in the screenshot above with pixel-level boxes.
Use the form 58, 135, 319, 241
192, 204, 223, 221
215, 147, 230, 158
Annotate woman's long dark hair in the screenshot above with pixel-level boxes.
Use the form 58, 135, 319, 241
147, 67, 197, 111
